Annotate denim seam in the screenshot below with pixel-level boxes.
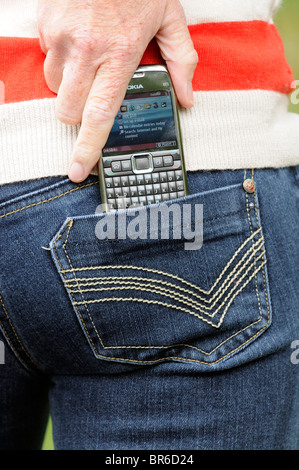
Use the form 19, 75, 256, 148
251, 169, 271, 327
0, 182, 98, 375
0, 177, 72, 210
244, 169, 271, 338
244, 169, 263, 319
53, 189, 270, 363
0, 294, 41, 374
0, 181, 98, 219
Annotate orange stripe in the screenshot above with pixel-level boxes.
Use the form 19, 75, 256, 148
189, 21, 294, 93
0, 21, 294, 104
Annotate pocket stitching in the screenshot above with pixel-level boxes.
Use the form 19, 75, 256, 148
53, 220, 106, 353
52, 176, 272, 365
66, 232, 264, 317
70, 247, 266, 330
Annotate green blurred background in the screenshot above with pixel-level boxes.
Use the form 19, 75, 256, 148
275, 0, 299, 113
41, 0, 299, 451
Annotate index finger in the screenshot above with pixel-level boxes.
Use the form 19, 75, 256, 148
68, 62, 139, 183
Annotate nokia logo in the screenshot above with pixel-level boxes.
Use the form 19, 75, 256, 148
128, 84, 144, 90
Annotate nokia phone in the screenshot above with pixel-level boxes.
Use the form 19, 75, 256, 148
99, 65, 188, 211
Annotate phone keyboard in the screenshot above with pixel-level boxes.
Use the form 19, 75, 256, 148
102, 152, 187, 210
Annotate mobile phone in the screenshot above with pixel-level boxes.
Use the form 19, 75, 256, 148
99, 65, 188, 211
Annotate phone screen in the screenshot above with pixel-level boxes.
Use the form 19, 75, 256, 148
102, 90, 177, 156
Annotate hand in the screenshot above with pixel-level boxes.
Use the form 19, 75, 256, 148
37, 0, 198, 183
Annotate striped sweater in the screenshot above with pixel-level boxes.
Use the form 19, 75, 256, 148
0, 0, 298, 185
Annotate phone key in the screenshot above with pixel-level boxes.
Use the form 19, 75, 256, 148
122, 187, 130, 198
104, 168, 115, 177
113, 177, 121, 187
121, 176, 129, 187
153, 157, 163, 168
131, 197, 140, 207
172, 161, 182, 170
162, 193, 170, 201
163, 156, 173, 167
108, 199, 117, 210
116, 198, 126, 210
106, 188, 115, 199
121, 160, 132, 171
145, 185, 153, 196
167, 171, 175, 182
151, 173, 160, 184
175, 170, 183, 181
103, 158, 113, 168
161, 183, 169, 194
177, 191, 185, 198
147, 195, 155, 205
176, 182, 185, 192
129, 175, 137, 186
139, 196, 147, 206
130, 186, 138, 198
124, 198, 132, 209
114, 187, 123, 198
155, 194, 162, 203
138, 186, 146, 196
135, 156, 150, 171
106, 178, 114, 188
169, 192, 178, 200
111, 161, 122, 172
159, 172, 167, 183
168, 182, 176, 192
144, 174, 152, 185
136, 174, 145, 185
153, 184, 161, 195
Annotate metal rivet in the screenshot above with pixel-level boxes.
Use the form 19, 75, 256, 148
243, 179, 256, 194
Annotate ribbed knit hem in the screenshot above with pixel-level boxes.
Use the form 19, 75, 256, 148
1, 91, 299, 185
0, 99, 81, 184
181, 0, 281, 25
0, 0, 282, 38
182, 90, 299, 171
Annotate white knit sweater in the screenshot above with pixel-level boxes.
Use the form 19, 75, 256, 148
0, 0, 298, 185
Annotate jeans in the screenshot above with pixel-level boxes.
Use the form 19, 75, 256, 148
0, 167, 298, 450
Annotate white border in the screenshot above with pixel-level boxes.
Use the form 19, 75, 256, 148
0, 90, 299, 184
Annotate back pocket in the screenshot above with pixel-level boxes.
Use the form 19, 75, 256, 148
49, 182, 272, 369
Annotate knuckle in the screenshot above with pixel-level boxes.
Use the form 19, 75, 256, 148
55, 106, 82, 126
108, 34, 142, 64
72, 29, 99, 55
47, 29, 67, 49
189, 48, 199, 67
178, 46, 198, 68
84, 97, 116, 124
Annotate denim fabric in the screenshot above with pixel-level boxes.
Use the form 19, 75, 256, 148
0, 167, 298, 450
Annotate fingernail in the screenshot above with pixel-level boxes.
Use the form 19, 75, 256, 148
187, 81, 194, 107
69, 162, 85, 182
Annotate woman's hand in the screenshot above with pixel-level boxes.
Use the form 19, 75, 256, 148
37, 0, 198, 182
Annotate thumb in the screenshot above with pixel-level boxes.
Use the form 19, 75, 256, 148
156, 1, 198, 108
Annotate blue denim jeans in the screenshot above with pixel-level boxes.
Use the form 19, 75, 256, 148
0, 167, 298, 450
